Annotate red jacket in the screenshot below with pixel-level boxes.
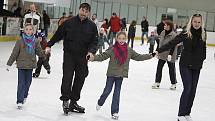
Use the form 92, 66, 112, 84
109, 16, 121, 32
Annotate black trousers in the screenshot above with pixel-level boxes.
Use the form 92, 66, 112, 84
155, 59, 177, 84
178, 66, 200, 116
127, 36, 134, 48
34, 57, 50, 75
149, 44, 154, 53
60, 52, 89, 102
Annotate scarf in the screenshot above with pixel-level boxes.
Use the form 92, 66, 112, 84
113, 42, 128, 65
22, 33, 36, 55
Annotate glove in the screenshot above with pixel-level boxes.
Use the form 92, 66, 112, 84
167, 55, 172, 61
6, 65, 11, 71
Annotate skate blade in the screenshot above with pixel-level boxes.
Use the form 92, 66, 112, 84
71, 109, 85, 113
17, 106, 22, 110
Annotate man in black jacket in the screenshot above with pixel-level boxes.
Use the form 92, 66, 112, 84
141, 16, 149, 45
45, 3, 98, 115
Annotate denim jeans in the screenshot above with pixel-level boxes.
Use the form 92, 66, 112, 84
109, 32, 117, 46
141, 32, 148, 44
178, 66, 200, 116
98, 76, 123, 115
17, 69, 33, 104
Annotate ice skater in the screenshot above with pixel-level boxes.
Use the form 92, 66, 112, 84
33, 32, 51, 78
89, 31, 153, 120
6, 23, 45, 109
155, 14, 207, 121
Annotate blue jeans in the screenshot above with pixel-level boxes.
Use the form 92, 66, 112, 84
141, 32, 148, 44
17, 69, 33, 104
98, 76, 123, 115
109, 32, 117, 46
178, 66, 200, 116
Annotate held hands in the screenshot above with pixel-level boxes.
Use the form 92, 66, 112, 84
86, 52, 94, 61
45, 47, 51, 55
167, 55, 172, 61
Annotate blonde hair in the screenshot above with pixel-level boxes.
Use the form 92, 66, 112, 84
24, 23, 34, 29
186, 14, 206, 41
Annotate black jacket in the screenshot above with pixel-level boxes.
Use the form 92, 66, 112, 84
128, 25, 136, 38
157, 32, 206, 69
43, 13, 50, 26
47, 15, 98, 55
141, 20, 149, 32
156, 22, 165, 35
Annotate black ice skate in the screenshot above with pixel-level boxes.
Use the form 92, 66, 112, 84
62, 100, 70, 115
47, 69, 51, 74
33, 73, 39, 78
69, 102, 85, 113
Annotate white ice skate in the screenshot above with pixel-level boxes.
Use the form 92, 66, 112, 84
185, 115, 193, 121
112, 113, 119, 120
96, 104, 101, 111
152, 83, 160, 89
177, 116, 187, 121
17, 103, 23, 110
170, 84, 176, 90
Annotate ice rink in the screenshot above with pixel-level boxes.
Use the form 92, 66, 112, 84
0, 41, 214, 121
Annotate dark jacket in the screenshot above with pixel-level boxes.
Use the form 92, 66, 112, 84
47, 15, 98, 55
157, 22, 165, 35
157, 31, 206, 69
43, 13, 50, 26
141, 20, 149, 32
128, 25, 136, 38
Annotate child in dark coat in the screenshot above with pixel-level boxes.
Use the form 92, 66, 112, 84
97, 28, 110, 53
147, 31, 158, 53
33, 32, 51, 77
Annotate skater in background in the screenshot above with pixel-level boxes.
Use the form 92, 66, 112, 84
155, 14, 207, 121
141, 16, 149, 45
152, 20, 178, 90
108, 12, 121, 46
97, 28, 110, 54
33, 32, 51, 78
89, 31, 153, 120
45, 3, 98, 115
147, 31, 158, 53
127, 20, 136, 49
6, 24, 45, 109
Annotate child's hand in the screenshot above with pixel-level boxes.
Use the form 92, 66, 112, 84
6, 65, 11, 71
45, 47, 51, 54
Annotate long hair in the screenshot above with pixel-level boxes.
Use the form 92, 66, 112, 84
186, 14, 206, 41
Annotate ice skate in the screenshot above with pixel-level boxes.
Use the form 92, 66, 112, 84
33, 73, 39, 78
69, 101, 85, 113
185, 115, 193, 121
17, 103, 23, 110
152, 82, 160, 89
47, 69, 51, 74
62, 100, 70, 115
111, 113, 119, 120
96, 103, 101, 111
177, 116, 187, 121
170, 84, 176, 90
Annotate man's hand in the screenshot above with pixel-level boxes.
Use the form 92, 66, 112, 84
45, 47, 51, 54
